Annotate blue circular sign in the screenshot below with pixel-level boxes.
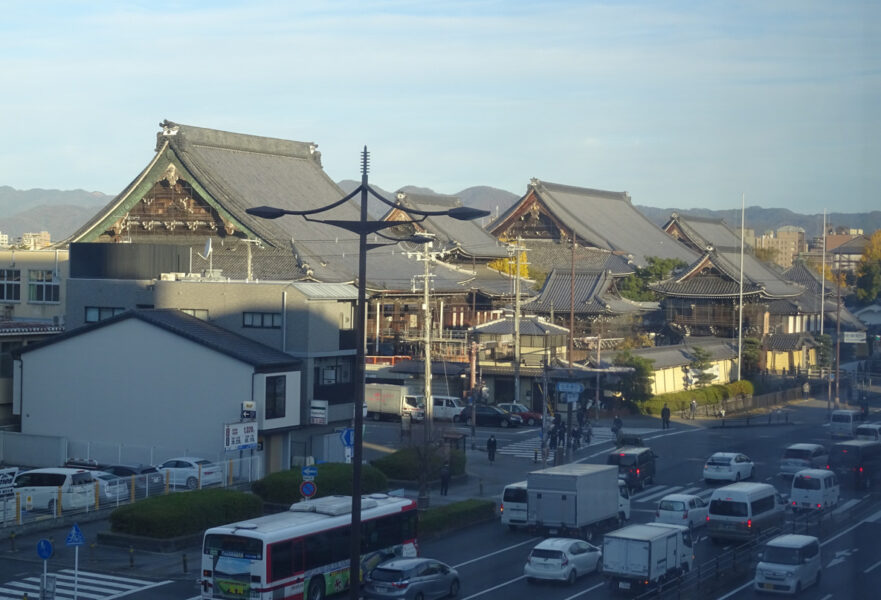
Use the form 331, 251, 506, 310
37, 538, 53, 559
300, 480, 317, 498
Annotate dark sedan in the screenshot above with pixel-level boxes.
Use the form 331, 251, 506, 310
456, 404, 522, 428
102, 463, 165, 497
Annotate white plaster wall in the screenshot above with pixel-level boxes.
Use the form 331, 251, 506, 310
19, 319, 260, 459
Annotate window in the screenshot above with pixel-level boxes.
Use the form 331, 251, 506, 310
265, 375, 286, 420
28, 270, 60, 303
0, 269, 20, 302
180, 308, 209, 320
750, 495, 775, 514
85, 306, 125, 323
243, 312, 281, 328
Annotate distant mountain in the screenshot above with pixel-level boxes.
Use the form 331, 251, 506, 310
0, 186, 111, 241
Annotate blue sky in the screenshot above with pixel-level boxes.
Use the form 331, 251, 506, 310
1, 1, 878, 214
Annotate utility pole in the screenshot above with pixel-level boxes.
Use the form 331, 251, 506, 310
568, 229, 576, 459
835, 264, 842, 410
512, 239, 525, 408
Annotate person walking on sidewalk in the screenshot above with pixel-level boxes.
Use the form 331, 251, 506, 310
487, 435, 497, 464
690, 398, 697, 420
661, 403, 671, 429
439, 461, 451, 496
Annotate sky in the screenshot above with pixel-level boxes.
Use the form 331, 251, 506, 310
1, 0, 878, 214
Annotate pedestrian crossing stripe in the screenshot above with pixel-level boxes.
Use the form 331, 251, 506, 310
0, 570, 171, 600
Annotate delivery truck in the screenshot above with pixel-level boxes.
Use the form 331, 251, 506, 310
602, 522, 694, 595
364, 383, 425, 422
525, 463, 629, 540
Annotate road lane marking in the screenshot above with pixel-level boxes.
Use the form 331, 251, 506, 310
635, 486, 683, 503
864, 558, 881, 573
460, 575, 527, 599
564, 581, 605, 598
452, 537, 541, 569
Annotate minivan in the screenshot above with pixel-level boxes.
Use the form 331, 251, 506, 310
830, 409, 862, 438
778, 443, 828, 478
431, 396, 464, 421
707, 482, 786, 543
12, 468, 95, 514
855, 423, 881, 442
827, 439, 881, 490
754, 534, 822, 595
607, 446, 656, 491
790, 469, 839, 512
500, 481, 528, 530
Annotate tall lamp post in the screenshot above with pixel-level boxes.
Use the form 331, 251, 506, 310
247, 147, 488, 600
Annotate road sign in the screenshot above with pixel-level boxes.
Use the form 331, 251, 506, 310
37, 538, 53, 559
844, 331, 867, 344
300, 480, 317, 499
556, 382, 584, 394
340, 427, 355, 447
301, 465, 318, 481
65, 523, 85, 547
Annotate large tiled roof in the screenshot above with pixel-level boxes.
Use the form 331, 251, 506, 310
473, 315, 569, 336
491, 180, 699, 267
523, 269, 656, 315
652, 275, 764, 298
18, 309, 301, 370
387, 191, 509, 260
596, 338, 737, 370
522, 241, 636, 278
765, 332, 816, 351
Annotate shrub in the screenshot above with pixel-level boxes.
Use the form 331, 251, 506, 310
419, 499, 495, 537
109, 488, 262, 538
642, 381, 754, 416
371, 447, 465, 482
251, 463, 388, 504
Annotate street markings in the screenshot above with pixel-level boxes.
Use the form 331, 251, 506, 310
0, 570, 171, 600
497, 427, 659, 458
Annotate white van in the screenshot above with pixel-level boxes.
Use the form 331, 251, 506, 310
500, 481, 528, 530
12, 468, 95, 514
790, 469, 839, 512
431, 395, 464, 421
754, 534, 822, 594
855, 422, 881, 442
707, 482, 786, 543
830, 409, 862, 438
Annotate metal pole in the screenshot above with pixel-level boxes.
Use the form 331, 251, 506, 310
348, 148, 368, 600
835, 264, 841, 409
738, 193, 745, 381
419, 243, 433, 510
514, 238, 522, 406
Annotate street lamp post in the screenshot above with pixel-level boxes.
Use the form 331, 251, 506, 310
247, 147, 487, 600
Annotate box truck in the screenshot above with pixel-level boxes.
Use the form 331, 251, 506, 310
602, 522, 694, 595
525, 463, 629, 540
364, 383, 424, 422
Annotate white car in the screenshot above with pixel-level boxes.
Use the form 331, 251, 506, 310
90, 470, 130, 502
524, 537, 602, 584
655, 493, 709, 529
158, 457, 223, 489
704, 452, 754, 483
754, 534, 822, 594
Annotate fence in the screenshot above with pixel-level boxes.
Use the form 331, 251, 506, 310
0, 453, 263, 531
680, 386, 804, 420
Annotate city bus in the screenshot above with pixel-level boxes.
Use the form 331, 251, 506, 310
200, 494, 418, 600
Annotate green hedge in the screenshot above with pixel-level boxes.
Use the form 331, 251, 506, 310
419, 499, 496, 537
251, 463, 389, 504
109, 488, 262, 538
641, 380, 754, 415
371, 447, 466, 482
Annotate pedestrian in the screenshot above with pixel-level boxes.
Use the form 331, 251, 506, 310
661, 403, 671, 429
577, 407, 586, 428
439, 461, 451, 496
487, 435, 497, 464
572, 425, 582, 450
584, 420, 592, 446
611, 414, 623, 446
690, 399, 697, 420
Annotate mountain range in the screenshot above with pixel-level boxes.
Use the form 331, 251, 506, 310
1, 183, 878, 244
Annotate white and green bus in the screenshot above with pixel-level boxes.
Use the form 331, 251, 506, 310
200, 494, 418, 600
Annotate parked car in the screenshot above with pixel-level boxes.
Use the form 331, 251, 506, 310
655, 493, 709, 529
456, 405, 522, 428
497, 402, 543, 426
703, 452, 754, 483
158, 457, 223, 489
364, 557, 460, 600
90, 470, 130, 502
778, 443, 828, 478
102, 463, 166, 495
524, 537, 602, 584
754, 534, 822, 594
12, 468, 95, 514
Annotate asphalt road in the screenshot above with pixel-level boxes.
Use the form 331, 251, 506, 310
3, 399, 881, 600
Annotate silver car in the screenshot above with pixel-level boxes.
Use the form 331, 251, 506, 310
364, 558, 460, 600
778, 443, 828, 478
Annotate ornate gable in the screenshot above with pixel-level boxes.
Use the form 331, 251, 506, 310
495, 192, 566, 241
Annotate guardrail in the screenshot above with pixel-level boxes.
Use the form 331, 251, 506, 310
0, 455, 261, 530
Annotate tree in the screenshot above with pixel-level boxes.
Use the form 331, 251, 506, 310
816, 334, 832, 372
741, 337, 762, 378
613, 351, 655, 404
688, 346, 717, 388
617, 257, 688, 302
856, 230, 881, 304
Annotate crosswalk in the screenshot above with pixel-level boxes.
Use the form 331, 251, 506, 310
499, 427, 659, 459
0, 569, 171, 600
630, 484, 716, 505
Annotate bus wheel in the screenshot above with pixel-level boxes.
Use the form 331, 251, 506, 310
307, 578, 325, 600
